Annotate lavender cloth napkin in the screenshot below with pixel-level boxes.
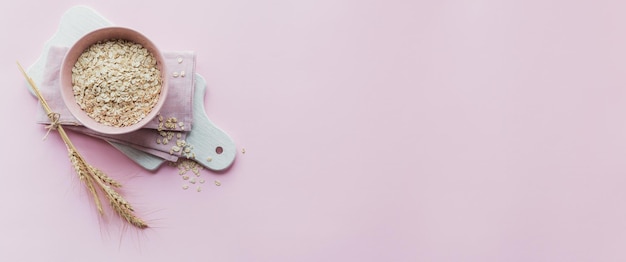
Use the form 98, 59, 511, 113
36, 46, 196, 159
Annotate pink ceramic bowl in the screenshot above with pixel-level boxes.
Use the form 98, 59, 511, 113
59, 26, 168, 135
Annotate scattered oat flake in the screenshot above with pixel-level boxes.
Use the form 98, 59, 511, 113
206, 157, 212, 162
214, 180, 221, 186
242, 148, 246, 154
172, 158, 206, 191
182, 185, 189, 190
197, 187, 202, 192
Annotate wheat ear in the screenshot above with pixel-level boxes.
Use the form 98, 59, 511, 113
18, 62, 148, 229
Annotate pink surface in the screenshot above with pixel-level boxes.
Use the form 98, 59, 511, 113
3, 1, 626, 261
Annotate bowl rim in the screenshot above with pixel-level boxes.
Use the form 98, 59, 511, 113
59, 26, 168, 135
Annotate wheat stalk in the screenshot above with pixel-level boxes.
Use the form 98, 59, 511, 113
17, 62, 148, 229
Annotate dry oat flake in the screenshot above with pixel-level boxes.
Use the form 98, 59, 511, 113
71, 39, 162, 127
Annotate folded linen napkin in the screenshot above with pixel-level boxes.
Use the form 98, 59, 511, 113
36, 46, 196, 158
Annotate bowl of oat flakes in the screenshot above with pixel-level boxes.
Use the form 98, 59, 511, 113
59, 26, 168, 135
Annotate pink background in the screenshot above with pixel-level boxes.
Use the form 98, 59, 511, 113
3, 0, 626, 261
